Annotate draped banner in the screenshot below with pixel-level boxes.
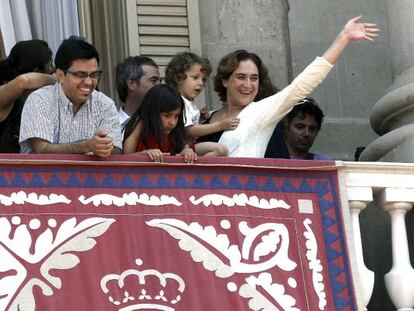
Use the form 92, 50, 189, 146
0, 155, 357, 311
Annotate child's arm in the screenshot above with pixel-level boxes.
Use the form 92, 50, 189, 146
123, 122, 142, 154
180, 145, 197, 163
123, 122, 165, 162
186, 116, 240, 138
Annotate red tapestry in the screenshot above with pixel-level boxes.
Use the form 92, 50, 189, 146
0, 155, 356, 311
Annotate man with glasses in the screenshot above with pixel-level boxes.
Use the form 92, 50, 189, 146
19, 38, 122, 157
265, 98, 330, 160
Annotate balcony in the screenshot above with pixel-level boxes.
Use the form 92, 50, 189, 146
0, 154, 412, 310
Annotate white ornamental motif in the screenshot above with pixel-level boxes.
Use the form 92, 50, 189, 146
100, 258, 185, 311
240, 273, 300, 311
146, 218, 298, 310
303, 218, 327, 310
0, 191, 71, 206
79, 192, 182, 207
190, 193, 290, 210
147, 219, 296, 277
0, 216, 115, 311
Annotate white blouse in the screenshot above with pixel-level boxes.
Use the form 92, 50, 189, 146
219, 57, 334, 157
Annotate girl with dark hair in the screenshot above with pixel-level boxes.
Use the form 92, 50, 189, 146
123, 84, 197, 163
0, 39, 55, 153
201, 16, 379, 157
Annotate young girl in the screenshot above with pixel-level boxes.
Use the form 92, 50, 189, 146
165, 52, 240, 157
123, 84, 197, 163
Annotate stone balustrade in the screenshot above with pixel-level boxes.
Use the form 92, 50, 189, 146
340, 161, 414, 310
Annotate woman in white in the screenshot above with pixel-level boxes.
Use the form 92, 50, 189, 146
202, 16, 379, 157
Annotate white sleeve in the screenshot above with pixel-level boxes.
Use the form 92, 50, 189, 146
239, 57, 334, 126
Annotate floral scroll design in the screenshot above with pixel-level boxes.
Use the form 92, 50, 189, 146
303, 219, 327, 310
79, 192, 182, 207
0, 216, 115, 311
189, 193, 290, 210
0, 191, 71, 206
147, 219, 300, 310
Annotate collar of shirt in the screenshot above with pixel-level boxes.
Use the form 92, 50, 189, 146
118, 106, 130, 127
55, 82, 92, 115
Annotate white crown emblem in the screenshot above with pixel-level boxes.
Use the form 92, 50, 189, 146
100, 259, 186, 310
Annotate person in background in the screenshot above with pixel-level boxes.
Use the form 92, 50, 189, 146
115, 56, 160, 132
19, 37, 122, 157
354, 146, 365, 161
165, 52, 239, 157
200, 16, 379, 157
0, 40, 55, 153
265, 98, 330, 160
123, 84, 197, 163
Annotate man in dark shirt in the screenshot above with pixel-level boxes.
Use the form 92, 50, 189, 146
265, 98, 330, 160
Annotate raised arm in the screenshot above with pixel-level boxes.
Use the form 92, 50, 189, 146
239, 15, 380, 127
323, 16, 379, 65
0, 73, 56, 120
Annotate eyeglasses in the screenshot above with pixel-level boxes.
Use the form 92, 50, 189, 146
64, 70, 103, 81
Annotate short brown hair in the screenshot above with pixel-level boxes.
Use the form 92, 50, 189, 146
214, 49, 277, 102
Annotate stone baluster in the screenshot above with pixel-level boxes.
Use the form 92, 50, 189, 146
347, 186, 375, 309
379, 188, 414, 310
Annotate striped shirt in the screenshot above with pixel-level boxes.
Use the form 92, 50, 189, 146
19, 82, 122, 153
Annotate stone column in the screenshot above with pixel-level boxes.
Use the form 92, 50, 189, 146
360, 1, 414, 162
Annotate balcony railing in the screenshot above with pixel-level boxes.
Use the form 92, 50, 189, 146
0, 155, 412, 310
340, 161, 414, 311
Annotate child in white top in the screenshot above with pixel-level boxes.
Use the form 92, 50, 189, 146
165, 52, 239, 156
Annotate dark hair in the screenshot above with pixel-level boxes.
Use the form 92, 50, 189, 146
284, 98, 324, 130
214, 49, 278, 102
165, 52, 212, 90
0, 40, 52, 84
123, 84, 187, 154
54, 37, 99, 71
116, 56, 159, 102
